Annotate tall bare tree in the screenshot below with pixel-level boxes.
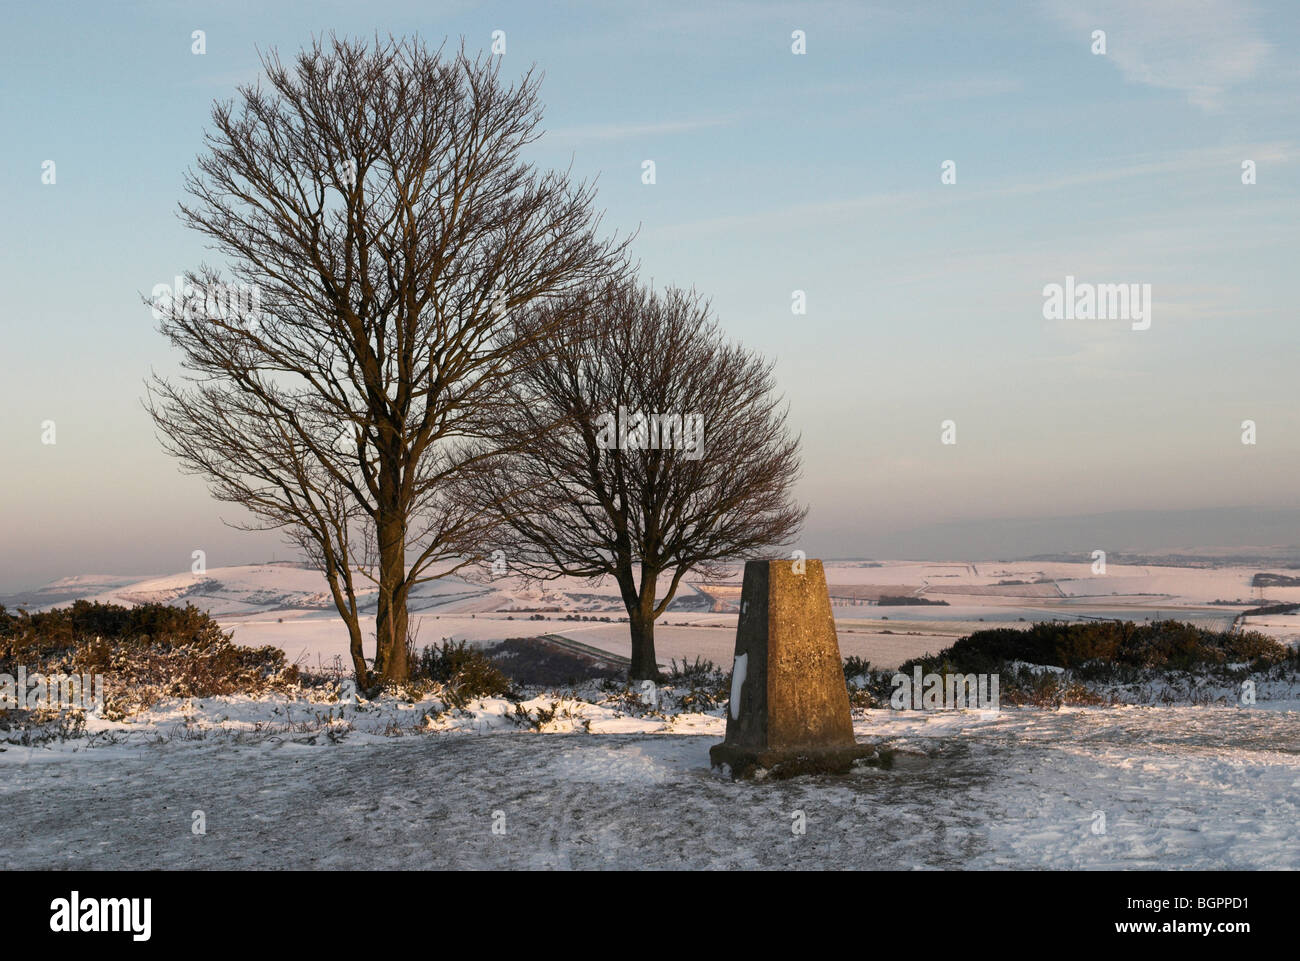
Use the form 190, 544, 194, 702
466, 280, 807, 679
146, 35, 625, 689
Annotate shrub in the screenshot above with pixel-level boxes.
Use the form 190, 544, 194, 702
0, 601, 298, 719
664, 657, 729, 712
899, 619, 1299, 678
842, 655, 872, 681
0, 600, 228, 668
666, 656, 720, 683
409, 639, 512, 703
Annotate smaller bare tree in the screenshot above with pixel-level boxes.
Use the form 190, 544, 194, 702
467, 280, 807, 679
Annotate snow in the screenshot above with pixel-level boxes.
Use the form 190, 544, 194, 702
2, 703, 1296, 869
729, 652, 747, 719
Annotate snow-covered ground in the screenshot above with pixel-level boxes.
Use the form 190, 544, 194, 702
2, 702, 1297, 869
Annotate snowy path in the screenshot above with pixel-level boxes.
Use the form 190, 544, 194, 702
2, 707, 1297, 869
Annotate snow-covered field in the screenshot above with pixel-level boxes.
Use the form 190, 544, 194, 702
8, 557, 1298, 672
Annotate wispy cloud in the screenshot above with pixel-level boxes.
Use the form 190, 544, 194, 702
984, 142, 1292, 198
605, 0, 905, 37
1042, 0, 1272, 110
543, 116, 736, 144
896, 73, 1025, 104
656, 142, 1295, 236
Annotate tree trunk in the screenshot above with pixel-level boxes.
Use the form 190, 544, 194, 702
346, 619, 369, 689
321, 560, 372, 689
628, 593, 660, 681
373, 501, 409, 686
375, 588, 408, 684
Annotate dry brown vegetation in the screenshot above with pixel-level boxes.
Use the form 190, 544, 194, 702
0, 601, 303, 719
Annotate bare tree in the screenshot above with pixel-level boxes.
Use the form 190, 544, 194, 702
466, 279, 807, 680
146, 35, 625, 689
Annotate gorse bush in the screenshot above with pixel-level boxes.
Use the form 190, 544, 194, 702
409, 639, 513, 703
0, 600, 227, 663
665, 656, 721, 684
899, 619, 1298, 677
0, 601, 299, 718
842, 655, 872, 680
664, 657, 729, 712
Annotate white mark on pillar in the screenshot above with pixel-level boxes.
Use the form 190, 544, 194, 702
730, 653, 748, 720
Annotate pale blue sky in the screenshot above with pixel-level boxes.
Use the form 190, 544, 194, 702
2, 1, 1299, 589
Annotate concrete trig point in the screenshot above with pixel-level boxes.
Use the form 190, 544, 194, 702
710, 558, 874, 778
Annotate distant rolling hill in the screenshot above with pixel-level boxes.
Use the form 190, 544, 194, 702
0, 562, 712, 618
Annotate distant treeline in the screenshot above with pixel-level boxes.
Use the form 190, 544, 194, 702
876, 595, 949, 607
1240, 602, 1300, 617
1024, 553, 1300, 570
1251, 572, 1300, 588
